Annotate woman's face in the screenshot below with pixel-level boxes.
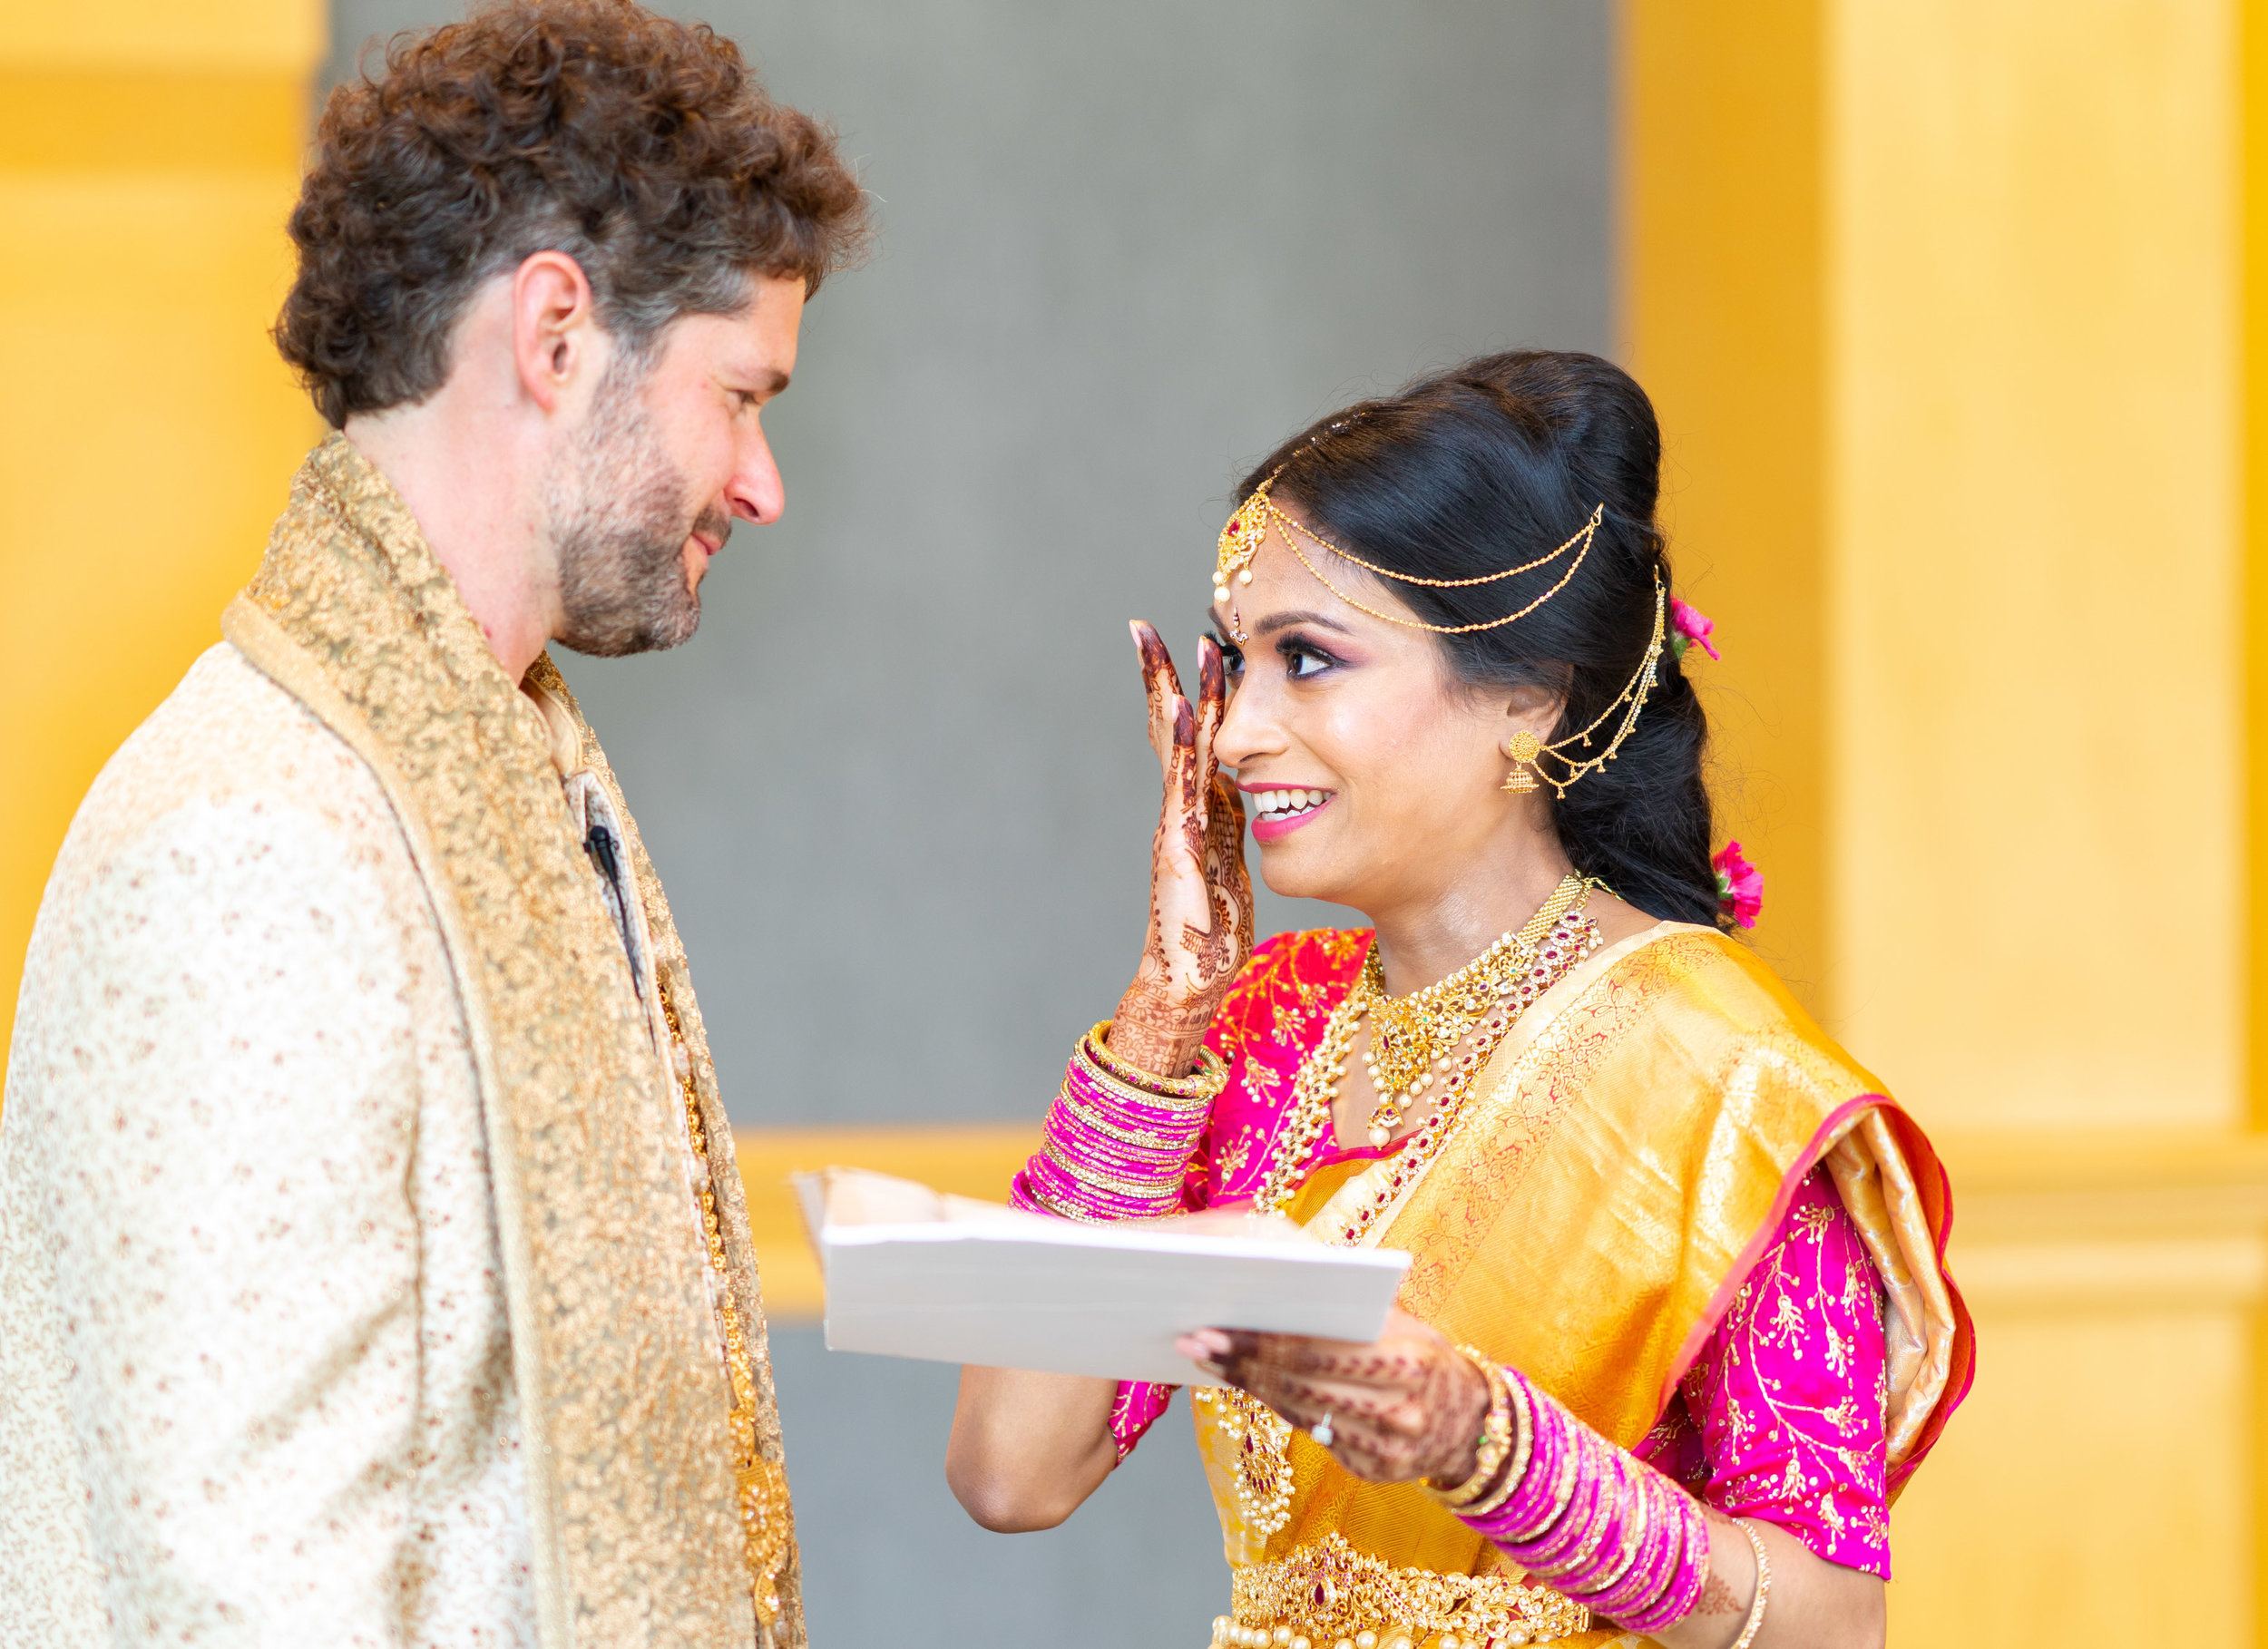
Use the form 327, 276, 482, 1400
1209, 504, 1560, 914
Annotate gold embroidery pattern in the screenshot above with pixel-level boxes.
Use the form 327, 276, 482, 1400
1222, 1534, 1589, 1647
1205, 930, 1372, 1203
1682, 1178, 1891, 1563
663, 978, 794, 1623
224, 434, 802, 1648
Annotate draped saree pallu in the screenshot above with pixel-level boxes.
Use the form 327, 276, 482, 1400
220, 435, 802, 1649
1150, 924, 1972, 1649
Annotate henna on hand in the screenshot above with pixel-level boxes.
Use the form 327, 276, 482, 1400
1197, 1314, 1491, 1486
1110, 625, 1255, 1078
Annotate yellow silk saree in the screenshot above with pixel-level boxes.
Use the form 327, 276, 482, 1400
1176, 922, 1971, 1649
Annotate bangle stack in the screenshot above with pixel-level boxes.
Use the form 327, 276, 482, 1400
1451, 1364, 1710, 1634
1012, 1020, 1226, 1223
1012, 1020, 1228, 1460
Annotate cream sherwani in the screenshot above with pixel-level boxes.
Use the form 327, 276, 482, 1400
0, 437, 801, 1649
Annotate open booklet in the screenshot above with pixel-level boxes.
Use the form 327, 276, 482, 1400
793, 1166, 1412, 1386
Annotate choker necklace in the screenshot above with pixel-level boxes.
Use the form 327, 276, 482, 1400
1357, 874, 1589, 1146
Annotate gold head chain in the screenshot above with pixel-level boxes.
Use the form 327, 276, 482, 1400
1212, 469, 1604, 635
1211, 470, 1666, 798
1501, 571, 1667, 799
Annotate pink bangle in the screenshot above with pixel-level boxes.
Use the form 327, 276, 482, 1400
1012, 1024, 1227, 1463
1011, 1021, 1224, 1223
1460, 1367, 1710, 1629
1618, 1487, 1711, 1633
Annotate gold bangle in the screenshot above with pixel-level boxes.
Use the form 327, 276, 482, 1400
1426, 1346, 1514, 1508
1073, 1049, 1222, 1119
1083, 1021, 1228, 1103
1463, 1366, 1535, 1518
1730, 1518, 1772, 1649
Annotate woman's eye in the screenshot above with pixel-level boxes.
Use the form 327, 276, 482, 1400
1217, 643, 1245, 677
1285, 645, 1334, 679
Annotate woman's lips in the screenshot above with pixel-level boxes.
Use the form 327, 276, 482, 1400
1244, 784, 1334, 844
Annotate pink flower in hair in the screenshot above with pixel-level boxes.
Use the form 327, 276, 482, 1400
1670, 598, 1720, 662
1714, 840, 1763, 930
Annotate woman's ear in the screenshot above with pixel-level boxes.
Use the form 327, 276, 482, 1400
1501, 679, 1565, 742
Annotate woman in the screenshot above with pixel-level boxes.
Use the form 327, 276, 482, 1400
947, 352, 1970, 1649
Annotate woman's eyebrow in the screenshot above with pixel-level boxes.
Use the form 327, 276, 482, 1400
1251, 610, 1354, 639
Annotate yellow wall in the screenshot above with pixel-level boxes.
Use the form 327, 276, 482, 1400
1620, 0, 1831, 1013
1626, 0, 2263, 1642
1830, 0, 2241, 1133
0, 2, 323, 1049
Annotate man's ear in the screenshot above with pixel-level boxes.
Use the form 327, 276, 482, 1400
511, 250, 598, 415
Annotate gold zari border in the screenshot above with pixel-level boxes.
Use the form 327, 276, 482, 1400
1227, 1535, 1589, 1647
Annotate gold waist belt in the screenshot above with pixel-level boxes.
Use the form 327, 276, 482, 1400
1213, 1534, 1591, 1649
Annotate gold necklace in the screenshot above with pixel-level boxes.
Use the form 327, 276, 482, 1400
1227, 897, 1599, 1536
1190, 1387, 1297, 1537
1358, 874, 1588, 1146
1330, 905, 1598, 1245
1251, 880, 1596, 1215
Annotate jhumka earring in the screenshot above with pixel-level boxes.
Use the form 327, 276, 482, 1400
1501, 730, 1542, 794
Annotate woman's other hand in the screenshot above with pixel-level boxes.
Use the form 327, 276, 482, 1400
1109, 622, 1254, 1077
1179, 1308, 1490, 1486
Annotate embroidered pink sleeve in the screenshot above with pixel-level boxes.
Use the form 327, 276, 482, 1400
1637, 1166, 1892, 1577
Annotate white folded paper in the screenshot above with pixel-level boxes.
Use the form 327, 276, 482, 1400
795, 1166, 1412, 1386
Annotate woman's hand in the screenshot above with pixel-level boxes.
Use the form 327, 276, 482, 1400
1187, 1317, 1886, 1649
1179, 1308, 1491, 1486
1107, 622, 1254, 1078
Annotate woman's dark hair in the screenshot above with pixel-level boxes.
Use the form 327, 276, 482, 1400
1239, 350, 1721, 928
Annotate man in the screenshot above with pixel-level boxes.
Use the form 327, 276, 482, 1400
0, 5, 865, 1644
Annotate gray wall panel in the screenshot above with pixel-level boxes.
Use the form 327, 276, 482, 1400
323, 5, 1608, 1641
327, 0, 1610, 1129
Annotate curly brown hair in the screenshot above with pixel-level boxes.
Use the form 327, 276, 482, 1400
277, 0, 868, 427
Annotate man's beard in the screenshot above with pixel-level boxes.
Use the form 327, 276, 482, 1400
545, 363, 730, 658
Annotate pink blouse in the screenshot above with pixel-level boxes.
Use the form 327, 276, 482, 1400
1635, 1166, 1892, 1577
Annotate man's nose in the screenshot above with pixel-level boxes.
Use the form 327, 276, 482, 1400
729, 425, 786, 525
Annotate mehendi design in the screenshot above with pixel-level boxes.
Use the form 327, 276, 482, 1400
1204, 1324, 1488, 1485
1694, 1571, 1742, 1616
1113, 629, 1253, 1077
